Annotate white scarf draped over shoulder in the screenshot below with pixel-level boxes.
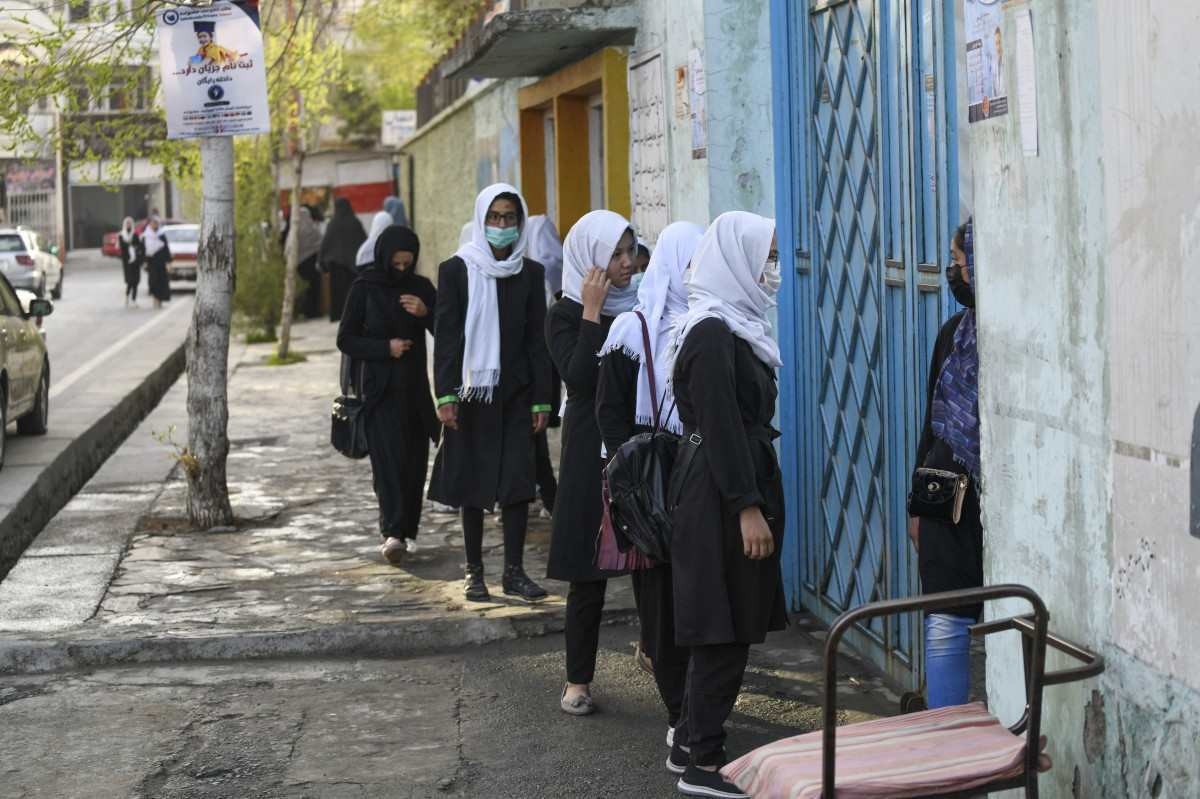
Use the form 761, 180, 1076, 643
453, 182, 530, 402
356, 212, 392, 268
599, 221, 703, 433
666, 211, 781, 379
561, 209, 638, 317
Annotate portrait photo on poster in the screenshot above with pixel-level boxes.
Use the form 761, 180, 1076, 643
964, 0, 1009, 123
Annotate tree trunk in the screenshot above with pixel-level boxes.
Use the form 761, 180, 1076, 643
186, 135, 236, 530
277, 145, 303, 359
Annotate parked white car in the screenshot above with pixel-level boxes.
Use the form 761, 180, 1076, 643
160, 223, 199, 282
0, 275, 53, 470
0, 227, 62, 299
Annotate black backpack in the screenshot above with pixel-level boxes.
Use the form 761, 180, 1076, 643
604, 312, 680, 562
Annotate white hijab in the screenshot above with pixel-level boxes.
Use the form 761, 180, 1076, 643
561, 210, 638, 317
525, 215, 564, 297
119, 217, 135, 244
667, 211, 781, 377
599, 221, 703, 433
142, 219, 165, 257
454, 183, 530, 402
356, 212, 392, 268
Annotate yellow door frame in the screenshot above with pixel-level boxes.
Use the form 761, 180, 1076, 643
518, 47, 630, 237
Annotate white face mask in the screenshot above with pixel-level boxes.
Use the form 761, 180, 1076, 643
759, 258, 782, 296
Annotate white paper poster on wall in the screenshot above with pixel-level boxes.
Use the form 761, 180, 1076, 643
688, 48, 707, 160
964, 0, 1008, 123
1015, 9, 1038, 155
157, 2, 270, 139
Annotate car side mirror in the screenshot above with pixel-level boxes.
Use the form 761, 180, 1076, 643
27, 298, 53, 318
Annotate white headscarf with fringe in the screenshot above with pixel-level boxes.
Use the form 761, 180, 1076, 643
665, 212, 781, 379
453, 183, 530, 402
599, 221, 703, 433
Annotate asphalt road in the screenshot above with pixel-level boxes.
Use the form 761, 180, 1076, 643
42, 249, 194, 397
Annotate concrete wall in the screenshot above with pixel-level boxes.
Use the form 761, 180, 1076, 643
401, 80, 523, 282
968, 1, 1200, 795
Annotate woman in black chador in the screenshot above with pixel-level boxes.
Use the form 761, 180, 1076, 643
320, 197, 367, 323
667, 211, 787, 799
336, 225, 438, 564
142, 216, 171, 308
545, 209, 639, 715
596, 220, 702, 748
428, 183, 552, 603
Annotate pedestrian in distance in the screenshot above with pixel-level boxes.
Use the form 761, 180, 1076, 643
337, 225, 439, 565
428, 183, 553, 603
294, 205, 323, 319
596, 220, 703, 750
384, 195, 409, 228
544, 209, 639, 716
357, 212, 392, 273
142, 216, 171, 309
666, 211, 786, 799
117, 216, 142, 308
906, 218, 984, 710
320, 197, 367, 323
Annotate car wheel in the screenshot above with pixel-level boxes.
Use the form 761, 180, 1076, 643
0, 384, 7, 471
17, 366, 48, 436
51, 274, 62, 300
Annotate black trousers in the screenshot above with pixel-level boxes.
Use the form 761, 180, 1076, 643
631, 565, 689, 726
298, 256, 321, 319
365, 406, 429, 540
534, 430, 557, 511
123, 259, 140, 300
675, 642, 750, 766
565, 579, 607, 684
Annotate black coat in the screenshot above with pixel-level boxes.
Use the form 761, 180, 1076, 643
427, 256, 552, 509
545, 298, 615, 582
915, 310, 983, 619
669, 318, 787, 646
336, 270, 439, 441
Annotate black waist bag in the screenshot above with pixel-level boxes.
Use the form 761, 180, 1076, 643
605, 428, 679, 562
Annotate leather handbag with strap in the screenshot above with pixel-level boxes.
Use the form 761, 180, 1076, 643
331, 353, 369, 460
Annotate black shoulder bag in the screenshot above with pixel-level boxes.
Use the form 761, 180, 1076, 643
604, 312, 681, 562
331, 353, 370, 460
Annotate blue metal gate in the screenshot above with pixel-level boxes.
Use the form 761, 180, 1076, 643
771, 0, 960, 687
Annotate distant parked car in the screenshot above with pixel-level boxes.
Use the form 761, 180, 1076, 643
101, 218, 185, 259
160, 223, 199, 282
0, 274, 53, 470
0, 227, 63, 299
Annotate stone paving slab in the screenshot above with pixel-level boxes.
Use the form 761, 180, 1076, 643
0, 320, 635, 674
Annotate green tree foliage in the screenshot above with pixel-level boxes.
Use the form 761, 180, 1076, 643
232, 137, 283, 340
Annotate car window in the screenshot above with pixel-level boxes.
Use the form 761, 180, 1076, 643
0, 277, 23, 316
0, 235, 25, 254
162, 227, 199, 243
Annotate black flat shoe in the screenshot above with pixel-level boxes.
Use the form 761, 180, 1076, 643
666, 741, 690, 775
677, 765, 747, 798
464, 564, 490, 602
502, 565, 547, 601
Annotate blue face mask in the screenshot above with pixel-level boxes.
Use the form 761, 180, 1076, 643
630, 272, 644, 291
485, 225, 520, 249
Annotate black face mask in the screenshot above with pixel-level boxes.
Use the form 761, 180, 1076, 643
948, 264, 975, 308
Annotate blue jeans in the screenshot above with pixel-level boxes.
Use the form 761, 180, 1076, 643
924, 613, 973, 708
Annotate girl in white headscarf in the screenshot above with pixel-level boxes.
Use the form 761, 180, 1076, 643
593, 219, 702, 749
356, 212, 392, 270
544, 209, 638, 716
427, 183, 553, 605
117, 216, 142, 307
142, 216, 171, 308
666, 211, 787, 797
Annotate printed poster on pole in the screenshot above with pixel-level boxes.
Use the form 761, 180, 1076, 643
156, 2, 270, 139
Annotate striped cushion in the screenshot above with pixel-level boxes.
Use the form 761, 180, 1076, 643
721, 702, 1027, 799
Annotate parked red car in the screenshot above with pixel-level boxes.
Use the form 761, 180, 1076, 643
101, 218, 185, 258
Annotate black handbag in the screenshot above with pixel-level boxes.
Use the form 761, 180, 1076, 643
604, 312, 680, 562
331, 354, 369, 459
907, 466, 969, 524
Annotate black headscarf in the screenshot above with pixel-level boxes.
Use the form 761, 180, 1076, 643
319, 197, 367, 269
358, 225, 421, 288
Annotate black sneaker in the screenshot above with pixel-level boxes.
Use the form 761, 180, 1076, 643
464, 564, 490, 602
677, 765, 747, 798
502, 565, 547, 601
666, 741, 690, 775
